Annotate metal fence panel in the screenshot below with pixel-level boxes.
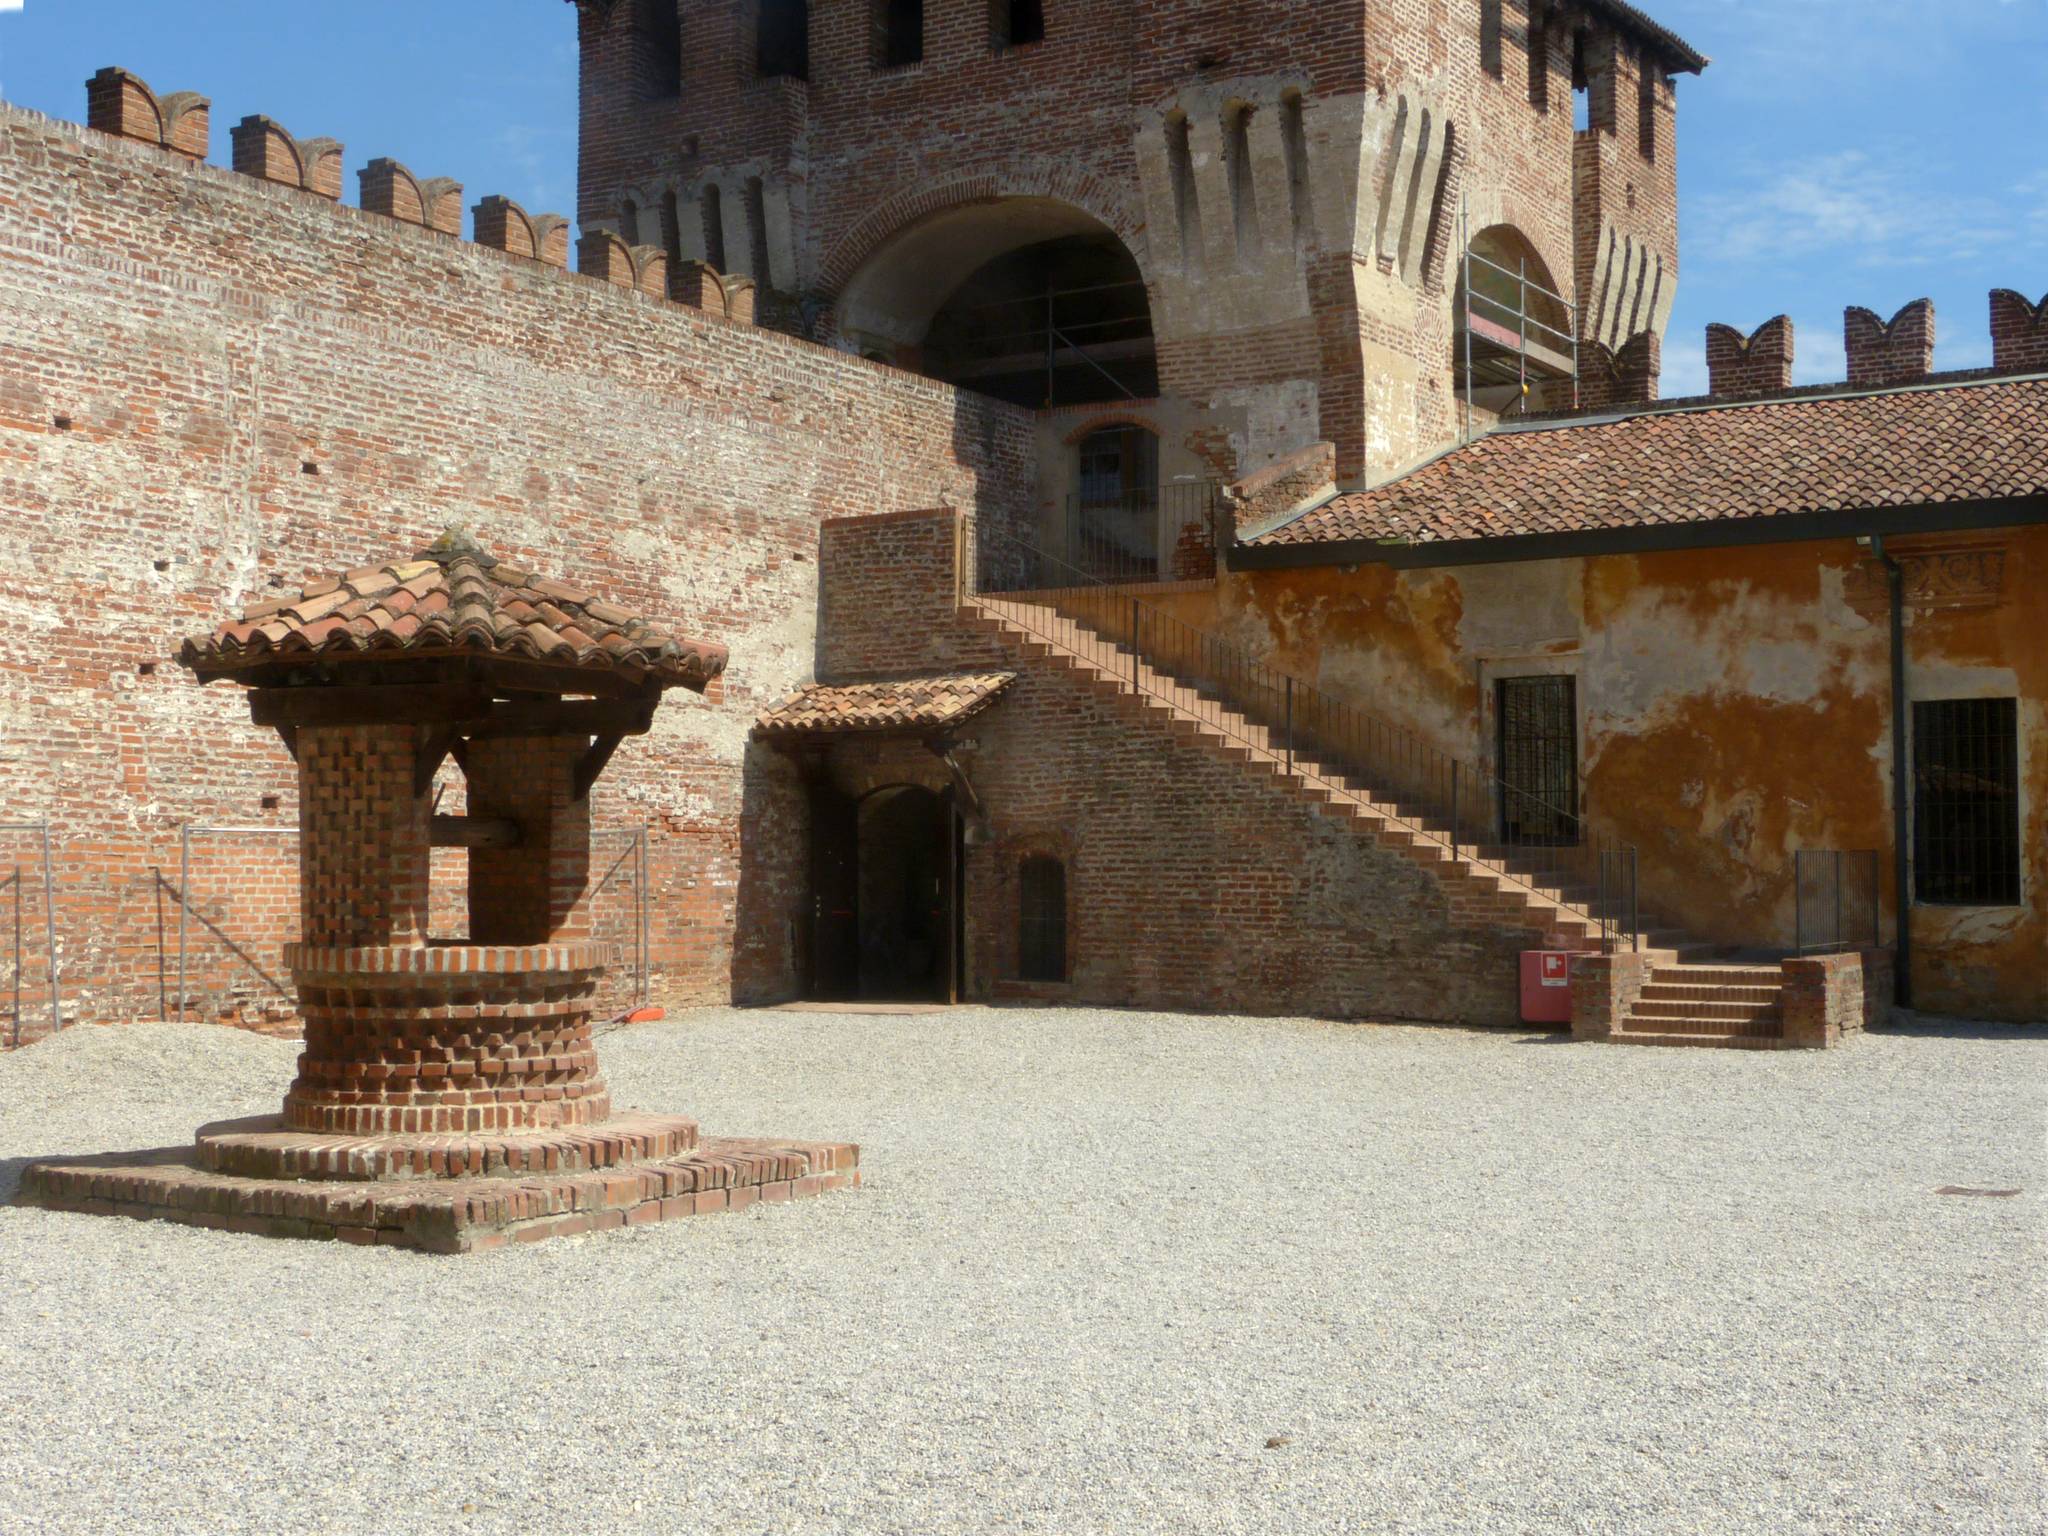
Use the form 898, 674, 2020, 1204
0, 822, 61, 1046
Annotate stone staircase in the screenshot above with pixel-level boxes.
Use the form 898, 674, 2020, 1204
962, 591, 1795, 1047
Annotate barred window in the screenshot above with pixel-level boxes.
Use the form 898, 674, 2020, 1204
1913, 698, 2020, 906
993, 0, 1045, 49
1638, 58, 1660, 160
634, 0, 682, 99
1018, 855, 1067, 982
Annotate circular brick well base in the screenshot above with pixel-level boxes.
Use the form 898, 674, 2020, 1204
282, 941, 617, 1135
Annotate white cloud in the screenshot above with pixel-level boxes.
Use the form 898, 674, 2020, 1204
1691, 149, 2019, 271
1788, 317, 1847, 386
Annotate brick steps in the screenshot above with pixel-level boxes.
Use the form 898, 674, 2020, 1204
1620, 962, 1795, 1044
968, 594, 1797, 1048
1607, 1028, 1790, 1050
966, 596, 1610, 946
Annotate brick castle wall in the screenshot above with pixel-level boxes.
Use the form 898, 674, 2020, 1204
0, 99, 1034, 1031
806, 509, 1533, 1023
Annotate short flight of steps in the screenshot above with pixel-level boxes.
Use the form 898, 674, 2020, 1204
1614, 961, 1790, 1049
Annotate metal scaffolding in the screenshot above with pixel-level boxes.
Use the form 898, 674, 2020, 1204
1458, 198, 1581, 441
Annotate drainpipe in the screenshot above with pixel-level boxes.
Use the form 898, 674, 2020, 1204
1871, 535, 1912, 1008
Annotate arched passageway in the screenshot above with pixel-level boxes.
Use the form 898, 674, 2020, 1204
835, 198, 1155, 408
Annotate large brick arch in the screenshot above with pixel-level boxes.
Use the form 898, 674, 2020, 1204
817, 167, 1148, 301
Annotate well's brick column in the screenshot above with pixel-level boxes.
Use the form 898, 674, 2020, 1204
465, 736, 592, 944
297, 724, 430, 948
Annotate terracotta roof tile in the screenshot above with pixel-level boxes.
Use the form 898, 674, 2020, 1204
181, 529, 727, 691
1252, 375, 2048, 552
754, 673, 1017, 739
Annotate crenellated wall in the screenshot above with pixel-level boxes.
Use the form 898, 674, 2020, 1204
0, 92, 1035, 1034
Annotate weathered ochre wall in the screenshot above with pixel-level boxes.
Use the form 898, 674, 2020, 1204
1151, 527, 2044, 1021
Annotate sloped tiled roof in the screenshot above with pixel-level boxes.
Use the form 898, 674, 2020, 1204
181, 529, 727, 690
1590, 0, 1708, 72
753, 673, 1017, 738
1250, 375, 2048, 552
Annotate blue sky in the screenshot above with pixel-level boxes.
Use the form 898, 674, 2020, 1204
1, 0, 2042, 396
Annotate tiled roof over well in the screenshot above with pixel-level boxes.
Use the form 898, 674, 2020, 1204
1250, 375, 2048, 552
754, 673, 1017, 739
181, 529, 727, 690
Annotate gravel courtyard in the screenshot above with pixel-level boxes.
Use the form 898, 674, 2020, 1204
0, 1007, 2040, 1536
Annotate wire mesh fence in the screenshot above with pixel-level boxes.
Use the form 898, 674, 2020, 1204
0, 822, 62, 1048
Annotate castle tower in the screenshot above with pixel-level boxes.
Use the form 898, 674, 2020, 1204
569, 0, 1700, 518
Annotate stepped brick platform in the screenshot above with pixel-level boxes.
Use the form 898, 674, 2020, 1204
191, 1109, 703, 1181
17, 1132, 859, 1254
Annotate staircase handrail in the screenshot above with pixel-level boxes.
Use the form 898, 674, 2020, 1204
969, 516, 1639, 951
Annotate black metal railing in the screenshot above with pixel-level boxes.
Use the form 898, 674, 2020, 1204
983, 482, 1223, 591
1794, 849, 1881, 955
969, 519, 1640, 952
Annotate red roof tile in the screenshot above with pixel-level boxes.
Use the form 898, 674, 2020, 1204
1251, 375, 2048, 552
753, 673, 1017, 738
182, 530, 727, 691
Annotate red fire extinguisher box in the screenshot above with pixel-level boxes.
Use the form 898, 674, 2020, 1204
1519, 949, 1594, 1024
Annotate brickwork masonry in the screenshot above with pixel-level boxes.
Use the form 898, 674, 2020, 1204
809, 509, 1543, 1025
0, 99, 1035, 1032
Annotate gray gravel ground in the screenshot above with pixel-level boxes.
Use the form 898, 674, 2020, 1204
0, 1008, 2041, 1536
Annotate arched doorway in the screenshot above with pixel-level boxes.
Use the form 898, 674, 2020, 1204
834, 198, 1156, 408
806, 780, 959, 1003
1453, 224, 1576, 415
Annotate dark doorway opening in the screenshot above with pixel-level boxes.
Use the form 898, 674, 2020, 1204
1497, 675, 1579, 845
806, 780, 959, 1003
807, 780, 860, 1000
1017, 854, 1067, 982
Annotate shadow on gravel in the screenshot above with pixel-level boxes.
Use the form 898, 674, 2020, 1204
1870, 1018, 2046, 1041
0, 1154, 47, 1203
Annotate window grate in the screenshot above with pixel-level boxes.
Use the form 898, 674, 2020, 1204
995, 0, 1045, 49
1018, 855, 1066, 982
1497, 675, 1579, 846
757, 0, 809, 80
1913, 698, 2020, 906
